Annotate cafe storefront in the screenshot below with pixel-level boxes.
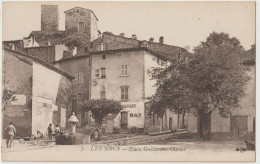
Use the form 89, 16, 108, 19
113, 102, 145, 131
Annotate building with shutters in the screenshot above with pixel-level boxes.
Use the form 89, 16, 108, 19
2, 4, 255, 138
90, 47, 167, 132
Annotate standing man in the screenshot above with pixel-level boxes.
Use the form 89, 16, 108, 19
5, 121, 16, 148
47, 124, 53, 140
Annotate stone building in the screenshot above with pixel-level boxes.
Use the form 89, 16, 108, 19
53, 55, 92, 127
2, 48, 73, 137
64, 7, 99, 41
24, 44, 68, 63
41, 5, 59, 32
3, 40, 25, 53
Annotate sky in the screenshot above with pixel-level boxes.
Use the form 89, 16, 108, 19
2, 1, 256, 50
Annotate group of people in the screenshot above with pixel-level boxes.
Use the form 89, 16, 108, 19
47, 123, 61, 140
5, 121, 62, 148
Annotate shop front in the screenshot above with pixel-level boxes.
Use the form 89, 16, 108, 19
113, 102, 145, 131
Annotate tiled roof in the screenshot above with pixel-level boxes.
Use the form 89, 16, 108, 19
3, 40, 23, 43
90, 47, 173, 61
27, 31, 66, 46
53, 54, 89, 64
4, 48, 74, 79
102, 32, 190, 58
53, 47, 178, 64
90, 47, 148, 55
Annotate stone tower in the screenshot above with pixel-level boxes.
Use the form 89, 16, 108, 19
64, 7, 99, 41
41, 5, 59, 32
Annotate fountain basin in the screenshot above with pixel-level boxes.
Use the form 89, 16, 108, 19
55, 134, 90, 145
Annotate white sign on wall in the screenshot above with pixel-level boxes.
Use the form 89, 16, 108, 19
10, 94, 26, 105
121, 102, 145, 128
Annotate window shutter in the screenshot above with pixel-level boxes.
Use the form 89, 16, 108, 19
74, 74, 78, 84
79, 73, 83, 83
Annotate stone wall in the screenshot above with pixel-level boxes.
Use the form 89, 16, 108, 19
25, 46, 55, 63
41, 5, 59, 32
65, 8, 92, 36
2, 50, 33, 137
54, 57, 91, 126
90, 12, 99, 41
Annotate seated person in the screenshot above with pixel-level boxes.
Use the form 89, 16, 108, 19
53, 125, 61, 135
31, 130, 43, 140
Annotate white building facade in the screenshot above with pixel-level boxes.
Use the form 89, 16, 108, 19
90, 48, 168, 132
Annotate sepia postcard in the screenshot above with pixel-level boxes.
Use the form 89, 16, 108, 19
1, 1, 256, 162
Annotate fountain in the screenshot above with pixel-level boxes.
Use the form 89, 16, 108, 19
55, 112, 90, 145
68, 112, 79, 135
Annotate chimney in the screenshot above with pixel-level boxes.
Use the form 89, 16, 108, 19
159, 36, 164, 44
149, 37, 154, 42
119, 33, 125, 37
132, 34, 137, 40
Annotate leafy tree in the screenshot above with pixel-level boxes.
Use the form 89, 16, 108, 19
2, 88, 17, 106
81, 99, 123, 126
2, 80, 17, 107
149, 32, 249, 140
57, 33, 90, 47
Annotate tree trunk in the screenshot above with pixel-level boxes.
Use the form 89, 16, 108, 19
95, 117, 103, 128
198, 111, 211, 141
182, 112, 185, 129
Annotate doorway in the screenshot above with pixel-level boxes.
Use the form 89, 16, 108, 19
230, 116, 248, 138
121, 112, 128, 131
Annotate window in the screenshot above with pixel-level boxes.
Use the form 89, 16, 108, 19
95, 69, 100, 78
77, 92, 83, 99
121, 86, 129, 101
100, 85, 106, 99
75, 73, 83, 84
74, 92, 83, 100
101, 68, 106, 79
76, 9, 79, 13
84, 47, 88, 53
78, 22, 85, 32
121, 64, 128, 76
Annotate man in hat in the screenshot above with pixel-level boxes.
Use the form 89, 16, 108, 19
5, 121, 16, 148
